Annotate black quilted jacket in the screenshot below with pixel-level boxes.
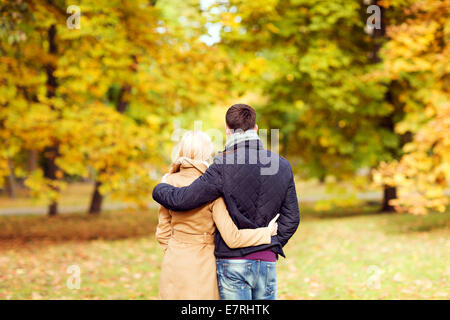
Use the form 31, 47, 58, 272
152, 140, 300, 258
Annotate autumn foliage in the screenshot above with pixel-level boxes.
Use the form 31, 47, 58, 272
373, 0, 449, 214
0, 0, 230, 214
0, 0, 448, 215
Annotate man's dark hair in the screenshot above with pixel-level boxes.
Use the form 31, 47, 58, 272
225, 104, 256, 132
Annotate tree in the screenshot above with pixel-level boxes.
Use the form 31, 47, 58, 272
83, 0, 232, 214
43, 23, 59, 216
373, 0, 449, 214
369, 0, 399, 212
0, 0, 64, 214
216, 0, 403, 209
0, 0, 232, 215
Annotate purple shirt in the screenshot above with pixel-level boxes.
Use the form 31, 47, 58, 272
228, 249, 276, 262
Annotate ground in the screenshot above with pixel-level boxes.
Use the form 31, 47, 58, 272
0, 205, 448, 300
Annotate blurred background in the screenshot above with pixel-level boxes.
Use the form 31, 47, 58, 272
0, 0, 448, 299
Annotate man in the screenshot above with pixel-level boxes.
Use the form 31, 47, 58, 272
152, 104, 300, 300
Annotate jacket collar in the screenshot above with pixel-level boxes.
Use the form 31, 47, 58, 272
225, 129, 261, 150
224, 138, 264, 152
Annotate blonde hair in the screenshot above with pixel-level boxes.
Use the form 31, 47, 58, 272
171, 130, 215, 165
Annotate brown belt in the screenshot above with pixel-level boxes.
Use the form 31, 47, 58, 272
172, 230, 215, 244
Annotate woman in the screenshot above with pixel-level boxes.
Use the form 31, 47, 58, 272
156, 131, 278, 300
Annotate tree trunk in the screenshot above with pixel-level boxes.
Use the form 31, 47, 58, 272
5, 159, 17, 198
43, 145, 59, 216
27, 149, 38, 172
381, 185, 397, 212
115, 84, 132, 113
371, 1, 399, 211
44, 24, 59, 216
88, 180, 103, 215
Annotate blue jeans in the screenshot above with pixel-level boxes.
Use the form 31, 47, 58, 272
216, 259, 277, 300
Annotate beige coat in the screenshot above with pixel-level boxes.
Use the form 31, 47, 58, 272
156, 159, 272, 300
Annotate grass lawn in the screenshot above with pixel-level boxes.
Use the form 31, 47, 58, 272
0, 206, 448, 299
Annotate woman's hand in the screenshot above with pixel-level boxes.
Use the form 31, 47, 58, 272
161, 173, 169, 183
268, 214, 280, 236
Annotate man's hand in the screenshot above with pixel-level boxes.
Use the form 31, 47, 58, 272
152, 162, 222, 212
268, 214, 280, 236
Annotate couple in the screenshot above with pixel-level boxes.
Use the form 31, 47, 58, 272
152, 104, 300, 300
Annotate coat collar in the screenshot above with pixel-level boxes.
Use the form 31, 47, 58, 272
225, 129, 260, 149
170, 157, 208, 174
